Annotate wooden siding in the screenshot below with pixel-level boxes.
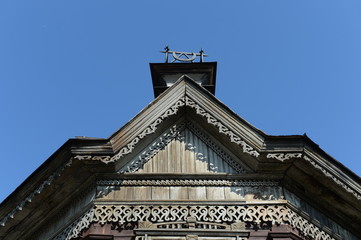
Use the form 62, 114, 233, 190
127, 128, 239, 174
98, 185, 284, 202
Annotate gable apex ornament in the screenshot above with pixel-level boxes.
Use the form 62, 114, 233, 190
161, 45, 208, 63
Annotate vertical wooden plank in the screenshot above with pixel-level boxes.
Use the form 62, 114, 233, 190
195, 133, 207, 173
160, 146, 168, 172
151, 186, 170, 200
142, 155, 152, 173
125, 186, 135, 200
188, 186, 207, 200
174, 137, 182, 172
206, 186, 225, 200
113, 187, 129, 200
168, 140, 175, 173
170, 187, 188, 200
135, 186, 152, 200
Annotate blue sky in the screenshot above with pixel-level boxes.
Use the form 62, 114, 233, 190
1, 1, 361, 202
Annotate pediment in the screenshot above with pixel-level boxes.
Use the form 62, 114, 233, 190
118, 121, 249, 174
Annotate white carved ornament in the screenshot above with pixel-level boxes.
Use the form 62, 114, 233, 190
119, 121, 247, 174
266, 153, 302, 162
304, 155, 361, 200
74, 96, 260, 164
96, 179, 279, 187
55, 204, 337, 240
0, 160, 72, 227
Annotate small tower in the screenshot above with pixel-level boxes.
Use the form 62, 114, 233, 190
150, 46, 217, 98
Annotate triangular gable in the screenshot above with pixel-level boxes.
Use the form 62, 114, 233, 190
118, 121, 248, 174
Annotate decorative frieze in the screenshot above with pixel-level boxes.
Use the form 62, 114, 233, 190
0, 160, 72, 227
74, 95, 260, 165
266, 153, 302, 162
55, 203, 337, 240
96, 179, 279, 187
304, 155, 361, 200
184, 96, 259, 158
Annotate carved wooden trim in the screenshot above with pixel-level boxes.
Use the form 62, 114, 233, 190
0, 160, 73, 227
266, 153, 302, 162
74, 95, 260, 164
119, 122, 186, 173
119, 121, 247, 174
96, 179, 279, 187
184, 96, 259, 157
55, 203, 338, 240
186, 121, 247, 173
304, 155, 361, 200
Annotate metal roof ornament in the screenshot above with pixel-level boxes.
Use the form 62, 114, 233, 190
161, 45, 208, 63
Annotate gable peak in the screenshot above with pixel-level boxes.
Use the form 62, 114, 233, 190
150, 47, 217, 98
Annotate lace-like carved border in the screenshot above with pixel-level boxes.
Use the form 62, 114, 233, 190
55, 204, 337, 240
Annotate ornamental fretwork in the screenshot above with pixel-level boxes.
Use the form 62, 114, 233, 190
55, 203, 338, 240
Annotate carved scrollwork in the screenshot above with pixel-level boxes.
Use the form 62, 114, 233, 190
184, 96, 259, 157
266, 153, 302, 162
74, 95, 260, 164
55, 204, 337, 240
119, 121, 247, 174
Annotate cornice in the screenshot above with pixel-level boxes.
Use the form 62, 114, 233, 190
0, 159, 73, 228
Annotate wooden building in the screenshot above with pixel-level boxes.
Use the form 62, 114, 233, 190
1, 50, 361, 240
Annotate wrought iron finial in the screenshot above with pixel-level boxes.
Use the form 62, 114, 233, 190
160, 46, 208, 63
163, 45, 170, 63
199, 48, 204, 63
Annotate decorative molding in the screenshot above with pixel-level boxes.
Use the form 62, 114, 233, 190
119, 121, 247, 174
266, 153, 302, 162
74, 95, 260, 164
109, 97, 186, 163
119, 122, 186, 173
184, 96, 259, 157
74, 97, 186, 164
304, 155, 361, 200
95, 179, 280, 199
0, 160, 73, 227
96, 179, 279, 187
186, 122, 247, 173
33, 184, 96, 240
54, 208, 94, 240
55, 203, 337, 240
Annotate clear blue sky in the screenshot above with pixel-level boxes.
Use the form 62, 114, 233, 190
1, 1, 361, 202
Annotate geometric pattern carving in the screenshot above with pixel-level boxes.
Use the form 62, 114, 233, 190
55, 203, 337, 240
96, 179, 279, 187
120, 121, 247, 174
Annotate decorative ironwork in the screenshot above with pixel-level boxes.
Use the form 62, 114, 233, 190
161, 45, 208, 63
